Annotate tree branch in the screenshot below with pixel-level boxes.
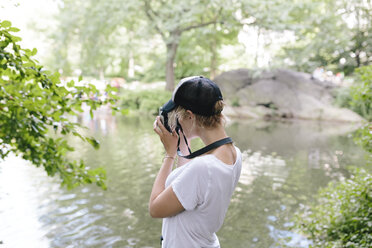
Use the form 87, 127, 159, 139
143, 0, 166, 40
180, 6, 224, 33
180, 20, 220, 32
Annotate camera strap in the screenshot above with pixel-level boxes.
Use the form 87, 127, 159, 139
176, 120, 233, 159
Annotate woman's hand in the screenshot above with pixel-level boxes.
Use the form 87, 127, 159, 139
153, 116, 179, 157
150, 117, 184, 218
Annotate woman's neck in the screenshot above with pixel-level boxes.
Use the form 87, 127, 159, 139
197, 124, 228, 146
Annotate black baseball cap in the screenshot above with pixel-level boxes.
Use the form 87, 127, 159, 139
161, 76, 223, 116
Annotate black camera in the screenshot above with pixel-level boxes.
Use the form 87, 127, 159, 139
159, 100, 174, 133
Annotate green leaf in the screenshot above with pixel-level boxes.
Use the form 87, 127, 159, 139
120, 108, 129, 115
72, 131, 84, 140
8, 27, 20, 32
86, 137, 100, 149
1, 20, 11, 28
67, 80, 75, 88
31, 48, 37, 56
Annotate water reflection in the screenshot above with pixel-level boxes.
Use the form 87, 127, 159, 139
74, 105, 118, 136
238, 150, 287, 188
0, 115, 368, 247
0, 155, 53, 248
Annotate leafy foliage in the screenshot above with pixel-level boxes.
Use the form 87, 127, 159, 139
289, 58, 372, 246
50, 0, 144, 79
349, 66, 372, 121
291, 63, 372, 247
280, 0, 372, 74
120, 89, 171, 115
353, 123, 372, 155
38, 0, 372, 85
333, 86, 353, 109
0, 20, 122, 189
51, 0, 243, 88
333, 65, 372, 121
292, 168, 372, 248
174, 24, 239, 79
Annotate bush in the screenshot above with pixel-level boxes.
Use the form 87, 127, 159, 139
333, 86, 353, 109
353, 123, 372, 155
120, 89, 172, 115
292, 168, 372, 248
231, 97, 241, 107
350, 66, 372, 121
334, 65, 372, 121
293, 65, 371, 248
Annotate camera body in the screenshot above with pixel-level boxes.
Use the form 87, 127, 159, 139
159, 107, 172, 133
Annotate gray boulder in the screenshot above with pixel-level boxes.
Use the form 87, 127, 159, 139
214, 68, 364, 122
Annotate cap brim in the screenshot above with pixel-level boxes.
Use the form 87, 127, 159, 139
161, 99, 176, 112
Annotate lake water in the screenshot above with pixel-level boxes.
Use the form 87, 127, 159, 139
0, 114, 369, 248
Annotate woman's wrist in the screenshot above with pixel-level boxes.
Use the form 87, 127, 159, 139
164, 155, 175, 159
165, 149, 177, 158
163, 155, 175, 162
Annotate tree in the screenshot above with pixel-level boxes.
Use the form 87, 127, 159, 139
174, 22, 239, 79
142, 0, 241, 90
52, 0, 243, 88
51, 0, 144, 79
50, 0, 372, 88
279, 0, 372, 74
0, 20, 122, 189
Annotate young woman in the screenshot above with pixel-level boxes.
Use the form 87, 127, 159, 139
149, 76, 242, 248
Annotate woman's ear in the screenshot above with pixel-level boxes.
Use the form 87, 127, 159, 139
186, 110, 194, 120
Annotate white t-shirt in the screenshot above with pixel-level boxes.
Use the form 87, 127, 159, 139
162, 146, 242, 248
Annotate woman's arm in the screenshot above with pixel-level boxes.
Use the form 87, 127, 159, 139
149, 117, 185, 218
149, 162, 184, 218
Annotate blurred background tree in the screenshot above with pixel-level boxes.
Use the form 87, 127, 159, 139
140, 0, 241, 90
39, 0, 371, 89
280, 0, 372, 74
49, 0, 144, 80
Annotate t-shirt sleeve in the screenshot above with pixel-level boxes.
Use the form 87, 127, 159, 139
171, 159, 208, 211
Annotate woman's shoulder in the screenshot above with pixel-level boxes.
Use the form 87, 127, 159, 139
180, 156, 211, 175
209, 145, 242, 166
181, 145, 241, 171
188, 155, 211, 167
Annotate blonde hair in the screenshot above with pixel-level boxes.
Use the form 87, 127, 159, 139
168, 100, 225, 130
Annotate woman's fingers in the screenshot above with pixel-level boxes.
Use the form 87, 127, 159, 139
153, 118, 162, 136
156, 117, 169, 134
154, 126, 162, 136
172, 129, 178, 138
153, 116, 178, 157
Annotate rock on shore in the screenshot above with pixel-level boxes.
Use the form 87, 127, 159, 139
213, 69, 364, 122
